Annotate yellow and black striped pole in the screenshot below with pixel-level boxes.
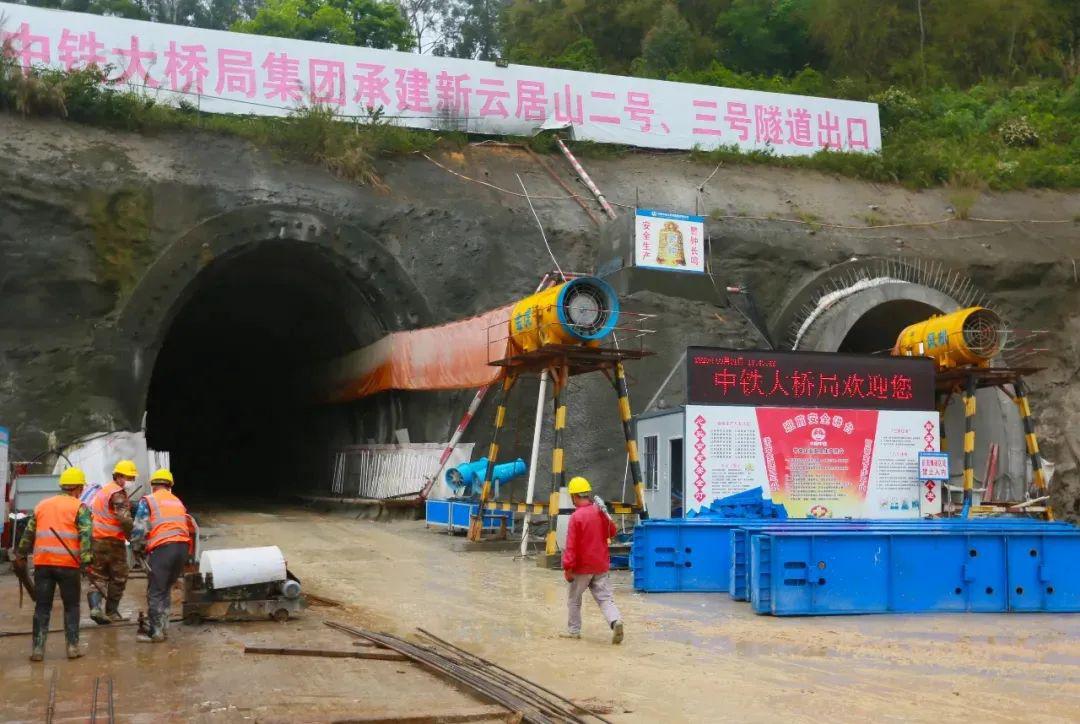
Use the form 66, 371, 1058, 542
468, 373, 517, 541
961, 374, 977, 516
545, 367, 568, 556
614, 361, 648, 518
1014, 377, 1053, 520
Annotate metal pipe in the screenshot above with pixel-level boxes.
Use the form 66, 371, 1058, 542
554, 137, 617, 220
520, 370, 550, 557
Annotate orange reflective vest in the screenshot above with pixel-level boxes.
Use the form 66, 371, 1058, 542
92, 482, 127, 541
146, 489, 191, 553
33, 495, 83, 568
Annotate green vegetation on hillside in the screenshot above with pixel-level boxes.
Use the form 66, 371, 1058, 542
2, 1, 1078, 189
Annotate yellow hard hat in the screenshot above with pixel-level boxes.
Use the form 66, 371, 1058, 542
150, 468, 174, 486
567, 476, 591, 495
113, 460, 138, 478
59, 467, 87, 487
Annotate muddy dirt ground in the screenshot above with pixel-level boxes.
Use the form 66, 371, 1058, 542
2, 506, 1079, 723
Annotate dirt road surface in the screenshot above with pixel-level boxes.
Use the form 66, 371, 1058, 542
3, 505, 1079, 722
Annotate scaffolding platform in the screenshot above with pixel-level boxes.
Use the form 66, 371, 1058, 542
489, 344, 653, 376
935, 366, 1043, 393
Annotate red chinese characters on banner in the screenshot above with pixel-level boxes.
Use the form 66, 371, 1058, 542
310, 59, 346, 106
395, 67, 431, 112
688, 222, 701, 268
57, 30, 106, 71
435, 71, 470, 116
691, 97, 872, 151
164, 42, 209, 93
216, 49, 256, 98
262, 52, 302, 102
353, 63, 390, 109
711, 368, 915, 403
588, 90, 620, 125
638, 219, 653, 262
477, 78, 509, 118
515, 80, 546, 121
2, 23, 49, 70
113, 35, 158, 87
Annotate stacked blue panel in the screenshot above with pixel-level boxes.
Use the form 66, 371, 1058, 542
632, 517, 1080, 615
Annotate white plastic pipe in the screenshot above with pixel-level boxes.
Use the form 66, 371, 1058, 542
200, 546, 287, 589
519, 370, 549, 557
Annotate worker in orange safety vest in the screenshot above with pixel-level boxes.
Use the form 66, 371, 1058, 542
15, 467, 94, 661
87, 459, 137, 624
131, 468, 195, 643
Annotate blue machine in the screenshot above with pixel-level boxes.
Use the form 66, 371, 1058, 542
445, 457, 527, 496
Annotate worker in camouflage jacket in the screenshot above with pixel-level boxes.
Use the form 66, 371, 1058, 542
87, 460, 138, 624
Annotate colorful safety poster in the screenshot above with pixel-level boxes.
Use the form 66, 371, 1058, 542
634, 209, 706, 273
686, 405, 940, 518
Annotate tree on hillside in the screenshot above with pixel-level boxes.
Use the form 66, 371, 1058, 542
713, 0, 822, 75
639, 3, 692, 77
232, 0, 413, 49
435, 0, 505, 60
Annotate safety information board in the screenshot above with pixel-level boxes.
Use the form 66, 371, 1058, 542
686, 405, 940, 518
634, 209, 706, 273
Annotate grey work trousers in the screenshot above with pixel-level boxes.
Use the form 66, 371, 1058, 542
147, 542, 187, 621
566, 572, 620, 635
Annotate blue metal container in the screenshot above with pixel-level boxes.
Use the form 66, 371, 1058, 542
632, 517, 1077, 597
750, 529, 1080, 616
425, 499, 514, 534
729, 518, 1078, 601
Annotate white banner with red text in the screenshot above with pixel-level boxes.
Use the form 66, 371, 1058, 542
0, 3, 881, 155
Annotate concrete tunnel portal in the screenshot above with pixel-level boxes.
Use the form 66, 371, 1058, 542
782, 266, 1028, 501
127, 208, 433, 501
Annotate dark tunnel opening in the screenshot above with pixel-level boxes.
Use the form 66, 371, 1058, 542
145, 241, 385, 501
837, 299, 943, 355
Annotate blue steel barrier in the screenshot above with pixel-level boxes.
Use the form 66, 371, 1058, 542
632, 518, 1078, 598
729, 519, 1078, 601
750, 529, 1080, 616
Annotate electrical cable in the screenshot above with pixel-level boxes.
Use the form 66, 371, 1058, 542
516, 173, 566, 282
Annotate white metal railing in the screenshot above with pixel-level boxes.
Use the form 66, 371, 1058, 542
330, 443, 475, 500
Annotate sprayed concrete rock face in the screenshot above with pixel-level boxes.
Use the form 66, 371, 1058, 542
0, 115, 1078, 518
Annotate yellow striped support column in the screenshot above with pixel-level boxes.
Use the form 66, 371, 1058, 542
961, 375, 977, 516
468, 374, 517, 541
614, 362, 648, 519
1014, 377, 1053, 520
545, 368, 568, 556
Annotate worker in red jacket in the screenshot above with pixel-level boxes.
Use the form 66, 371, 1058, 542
560, 476, 623, 644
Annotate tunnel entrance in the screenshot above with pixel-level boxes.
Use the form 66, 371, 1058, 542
836, 299, 942, 355
145, 240, 388, 501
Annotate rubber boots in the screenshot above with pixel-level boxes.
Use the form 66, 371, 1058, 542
88, 590, 110, 625
29, 621, 45, 662
137, 611, 166, 643
65, 617, 82, 659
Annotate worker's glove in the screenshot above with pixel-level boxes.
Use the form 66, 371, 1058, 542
592, 495, 614, 521
563, 569, 574, 583
12, 556, 27, 573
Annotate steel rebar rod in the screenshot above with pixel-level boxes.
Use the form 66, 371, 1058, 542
91, 676, 100, 724
325, 623, 560, 724
46, 668, 58, 724
417, 628, 613, 724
